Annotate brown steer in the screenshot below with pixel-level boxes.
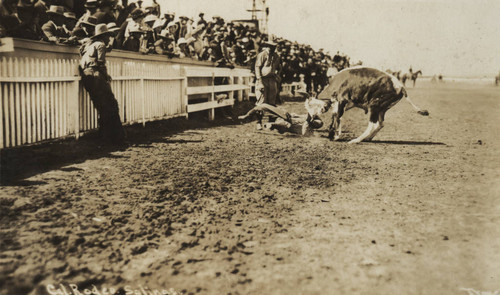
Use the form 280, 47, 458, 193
317, 67, 429, 143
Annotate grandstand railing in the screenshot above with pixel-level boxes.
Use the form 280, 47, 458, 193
0, 38, 252, 149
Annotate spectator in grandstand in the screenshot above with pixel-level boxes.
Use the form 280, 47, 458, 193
11, 0, 42, 40
93, 0, 116, 24
42, 5, 71, 43
33, 0, 50, 27
254, 39, 281, 130
105, 21, 119, 48
115, 2, 135, 26
196, 12, 206, 27
63, 11, 76, 31
72, 15, 97, 40
163, 11, 174, 27
79, 23, 125, 145
115, 7, 143, 49
177, 15, 188, 39
121, 26, 141, 51
147, 0, 160, 17
154, 29, 177, 57
0, 0, 20, 37
75, 0, 97, 28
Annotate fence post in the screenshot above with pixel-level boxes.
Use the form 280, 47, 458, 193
181, 66, 188, 118
141, 78, 145, 126
68, 77, 80, 140
209, 70, 215, 121
228, 72, 234, 102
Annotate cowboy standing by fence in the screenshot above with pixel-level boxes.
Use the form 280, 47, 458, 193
254, 40, 281, 130
79, 23, 125, 145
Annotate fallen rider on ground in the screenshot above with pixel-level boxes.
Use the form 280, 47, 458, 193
238, 92, 329, 136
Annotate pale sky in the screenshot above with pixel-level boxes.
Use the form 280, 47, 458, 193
149, 0, 500, 77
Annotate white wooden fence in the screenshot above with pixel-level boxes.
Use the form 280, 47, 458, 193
0, 55, 251, 149
186, 67, 251, 120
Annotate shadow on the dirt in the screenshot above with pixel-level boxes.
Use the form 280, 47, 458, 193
370, 140, 446, 145
1, 102, 254, 186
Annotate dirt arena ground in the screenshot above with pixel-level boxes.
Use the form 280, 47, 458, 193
1, 81, 499, 295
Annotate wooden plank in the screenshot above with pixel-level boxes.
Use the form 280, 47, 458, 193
0, 37, 14, 52
187, 85, 216, 95
0, 84, 3, 149
9, 83, 15, 146
184, 67, 214, 77
213, 84, 250, 93
20, 81, 26, 144
187, 98, 235, 113
141, 78, 145, 126
209, 71, 215, 121
14, 58, 22, 145
181, 66, 188, 117
1, 84, 7, 148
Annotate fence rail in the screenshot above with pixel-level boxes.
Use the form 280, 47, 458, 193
0, 40, 252, 149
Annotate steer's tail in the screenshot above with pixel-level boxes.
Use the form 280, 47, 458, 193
402, 88, 429, 116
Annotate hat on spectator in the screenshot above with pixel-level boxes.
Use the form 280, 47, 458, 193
92, 23, 112, 38
81, 15, 98, 26
47, 5, 65, 16
164, 11, 175, 17
84, 0, 98, 8
153, 18, 165, 29
177, 38, 187, 45
98, 0, 115, 8
158, 30, 170, 38
130, 8, 144, 19
261, 40, 277, 47
17, 0, 33, 8
64, 12, 76, 19
144, 14, 158, 23
106, 22, 120, 32
179, 16, 188, 20
129, 27, 143, 34
199, 12, 204, 17
166, 22, 178, 30
241, 37, 249, 43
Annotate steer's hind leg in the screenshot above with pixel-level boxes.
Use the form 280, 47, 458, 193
365, 111, 386, 141
349, 111, 378, 144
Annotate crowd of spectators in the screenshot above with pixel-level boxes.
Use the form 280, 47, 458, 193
0, 0, 355, 92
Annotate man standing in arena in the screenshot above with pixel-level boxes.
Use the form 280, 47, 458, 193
254, 39, 281, 130
79, 23, 125, 145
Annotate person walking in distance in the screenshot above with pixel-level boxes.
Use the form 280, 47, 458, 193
254, 39, 281, 130
79, 23, 126, 145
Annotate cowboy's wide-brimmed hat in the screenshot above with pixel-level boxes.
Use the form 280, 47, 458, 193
261, 40, 277, 47
143, 14, 158, 23
84, 0, 98, 7
177, 38, 187, 45
98, 0, 115, 7
166, 22, 178, 30
47, 5, 65, 16
130, 8, 144, 19
81, 15, 98, 26
17, 0, 33, 8
92, 23, 113, 38
106, 22, 120, 32
152, 18, 165, 29
64, 12, 76, 20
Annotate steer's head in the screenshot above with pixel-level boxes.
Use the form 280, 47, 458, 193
298, 91, 331, 118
